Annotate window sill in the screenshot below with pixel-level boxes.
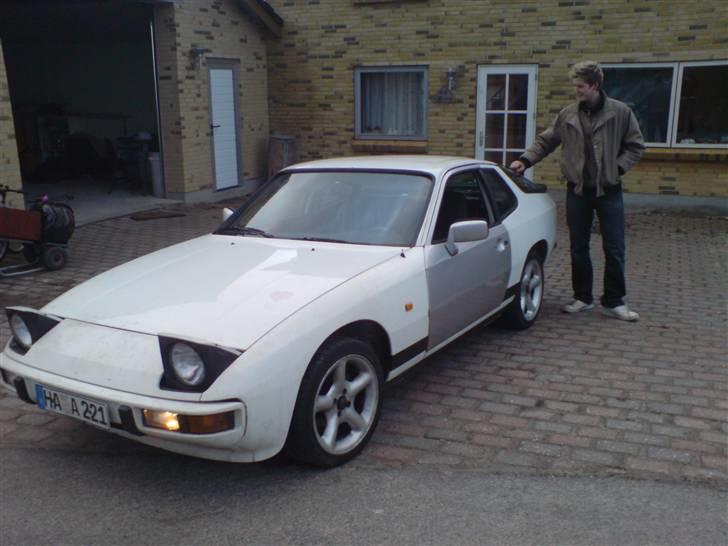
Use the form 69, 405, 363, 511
351, 139, 428, 153
643, 148, 728, 162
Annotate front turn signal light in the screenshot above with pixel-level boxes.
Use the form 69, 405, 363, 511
143, 409, 234, 435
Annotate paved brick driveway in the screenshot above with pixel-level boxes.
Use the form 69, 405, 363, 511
1, 199, 726, 486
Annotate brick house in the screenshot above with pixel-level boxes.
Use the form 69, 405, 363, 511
0, 0, 281, 209
1, 0, 726, 210
265, 0, 727, 198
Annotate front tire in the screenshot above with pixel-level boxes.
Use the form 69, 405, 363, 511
42, 246, 67, 270
501, 252, 544, 330
285, 337, 384, 467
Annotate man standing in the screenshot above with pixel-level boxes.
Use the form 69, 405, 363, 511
510, 61, 645, 321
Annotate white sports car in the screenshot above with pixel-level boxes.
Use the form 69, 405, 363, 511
1, 156, 556, 466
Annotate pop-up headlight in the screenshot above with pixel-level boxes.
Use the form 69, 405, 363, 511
158, 336, 241, 392
5, 307, 61, 354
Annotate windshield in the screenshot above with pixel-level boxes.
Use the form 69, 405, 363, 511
219, 170, 433, 246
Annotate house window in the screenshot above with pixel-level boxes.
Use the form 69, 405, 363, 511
603, 61, 728, 148
355, 66, 427, 140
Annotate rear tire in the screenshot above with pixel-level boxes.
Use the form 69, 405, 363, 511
285, 337, 384, 467
501, 252, 544, 330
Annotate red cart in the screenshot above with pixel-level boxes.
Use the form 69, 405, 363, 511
0, 186, 73, 277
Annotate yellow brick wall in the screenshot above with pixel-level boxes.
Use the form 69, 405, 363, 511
0, 39, 23, 209
266, 0, 728, 197
155, 0, 270, 197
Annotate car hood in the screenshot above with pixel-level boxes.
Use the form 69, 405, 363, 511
43, 235, 402, 349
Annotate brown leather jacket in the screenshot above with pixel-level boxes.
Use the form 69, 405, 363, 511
521, 93, 645, 196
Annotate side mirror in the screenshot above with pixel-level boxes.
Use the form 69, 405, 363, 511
221, 207, 234, 222
445, 220, 489, 256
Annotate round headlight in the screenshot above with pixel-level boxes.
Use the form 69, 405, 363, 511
169, 343, 206, 386
10, 314, 33, 349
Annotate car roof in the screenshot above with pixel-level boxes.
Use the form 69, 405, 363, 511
282, 155, 499, 178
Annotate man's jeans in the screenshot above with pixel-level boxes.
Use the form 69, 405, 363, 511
566, 183, 626, 308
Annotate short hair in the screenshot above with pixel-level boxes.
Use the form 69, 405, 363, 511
570, 61, 604, 88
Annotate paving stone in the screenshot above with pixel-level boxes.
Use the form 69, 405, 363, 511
0, 409, 21, 421
647, 447, 694, 464
17, 413, 56, 426
519, 441, 563, 457
625, 457, 671, 475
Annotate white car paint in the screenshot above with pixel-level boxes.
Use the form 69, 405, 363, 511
43, 235, 403, 350
1, 156, 556, 463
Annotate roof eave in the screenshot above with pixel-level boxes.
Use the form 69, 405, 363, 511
235, 0, 283, 38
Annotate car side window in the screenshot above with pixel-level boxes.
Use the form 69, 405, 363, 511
431, 171, 490, 243
480, 168, 517, 222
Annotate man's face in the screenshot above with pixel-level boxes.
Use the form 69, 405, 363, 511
573, 78, 599, 103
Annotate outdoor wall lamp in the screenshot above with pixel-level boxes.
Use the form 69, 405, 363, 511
190, 47, 206, 69
432, 67, 459, 103
446, 67, 457, 91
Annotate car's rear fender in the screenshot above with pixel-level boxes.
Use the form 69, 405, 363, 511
502, 193, 557, 287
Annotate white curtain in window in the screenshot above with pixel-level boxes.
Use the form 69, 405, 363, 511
362, 72, 423, 137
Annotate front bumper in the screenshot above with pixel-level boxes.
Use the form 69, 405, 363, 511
0, 351, 249, 461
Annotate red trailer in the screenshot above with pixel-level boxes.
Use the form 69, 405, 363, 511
0, 186, 73, 277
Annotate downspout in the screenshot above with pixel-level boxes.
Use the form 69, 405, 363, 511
149, 7, 166, 197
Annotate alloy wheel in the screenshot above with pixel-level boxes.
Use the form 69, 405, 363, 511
312, 353, 379, 455
519, 258, 543, 322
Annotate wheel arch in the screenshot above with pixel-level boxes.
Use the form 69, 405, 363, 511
530, 239, 549, 263
320, 320, 392, 375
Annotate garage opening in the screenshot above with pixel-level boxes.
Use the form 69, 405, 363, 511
0, 1, 172, 224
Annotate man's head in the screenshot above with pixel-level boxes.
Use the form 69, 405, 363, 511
570, 61, 603, 104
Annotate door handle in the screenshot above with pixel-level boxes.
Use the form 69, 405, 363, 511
211, 124, 221, 129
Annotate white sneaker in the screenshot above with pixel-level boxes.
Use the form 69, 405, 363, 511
562, 300, 595, 313
601, 305, 639, 322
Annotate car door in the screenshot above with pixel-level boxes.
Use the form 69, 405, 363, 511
425, 169, 511, 349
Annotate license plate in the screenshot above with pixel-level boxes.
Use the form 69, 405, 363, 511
35, 384, 110, 429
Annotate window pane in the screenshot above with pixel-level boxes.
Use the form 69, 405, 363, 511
508, 74, 528, 110
481, 169, 517, 219
506, 114, 527, 148
603, 67, 673, 144
433, 172, 488, 242
485, 150, 503, 164
487, 75, 506, 110
676, 65, 728, 145
360, 70, 425, 138
505, 151, 523, 166
485, 114, 504, 147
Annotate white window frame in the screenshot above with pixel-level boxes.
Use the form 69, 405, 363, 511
475, 64, 538, 174
354, 65, 428, 140
672, 60, 728, 149
603, 60, 728, 149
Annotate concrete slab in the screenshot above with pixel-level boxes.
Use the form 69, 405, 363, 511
23, 179, 181, 226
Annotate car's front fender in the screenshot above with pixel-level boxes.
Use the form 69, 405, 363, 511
202, 246, 430, 461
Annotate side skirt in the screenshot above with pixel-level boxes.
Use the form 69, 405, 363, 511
386, 295, 515, 382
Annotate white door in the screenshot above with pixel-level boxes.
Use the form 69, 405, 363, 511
476, 66, 537, 175
209, 67, 240, 190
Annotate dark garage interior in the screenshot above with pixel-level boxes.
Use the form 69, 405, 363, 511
0, 1, 162, 205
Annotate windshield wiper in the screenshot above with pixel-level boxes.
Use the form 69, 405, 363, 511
217, 226, 275, 238
298, 236, 353, 244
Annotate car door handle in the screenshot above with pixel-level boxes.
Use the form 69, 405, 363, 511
497, 239, 509, 252
211, 124, 221, 129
